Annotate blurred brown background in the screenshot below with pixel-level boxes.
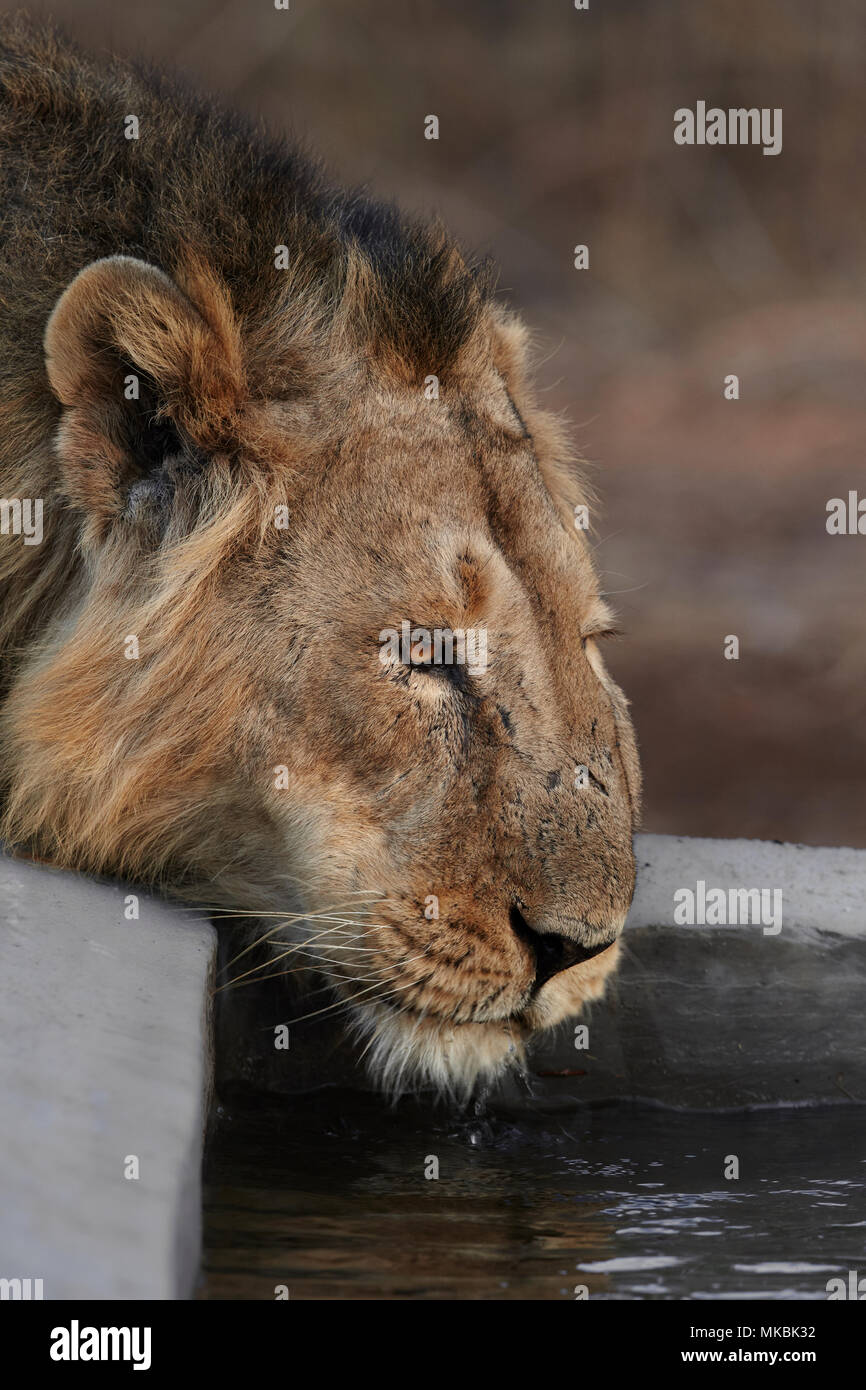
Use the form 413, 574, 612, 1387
12, 0, 866, 846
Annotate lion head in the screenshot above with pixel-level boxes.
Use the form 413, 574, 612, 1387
0, 65, 640, 1096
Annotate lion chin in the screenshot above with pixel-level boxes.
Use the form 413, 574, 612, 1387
346, 942, 621, 1101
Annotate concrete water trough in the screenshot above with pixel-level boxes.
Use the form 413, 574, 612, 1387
1, 833, 864, 1298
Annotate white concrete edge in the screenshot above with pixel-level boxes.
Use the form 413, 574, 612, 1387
629, 833, 866, 939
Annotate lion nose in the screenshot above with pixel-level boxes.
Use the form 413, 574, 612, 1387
509, 905, 618, 991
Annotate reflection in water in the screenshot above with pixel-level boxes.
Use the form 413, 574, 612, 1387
201, 1092, 865, 1300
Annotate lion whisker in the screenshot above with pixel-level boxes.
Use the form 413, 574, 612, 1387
216, 899, 384, 975
215, 940, 432, 997
277, 954, 434, 1025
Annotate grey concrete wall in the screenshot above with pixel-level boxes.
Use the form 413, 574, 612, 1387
0, 853, 216, 1299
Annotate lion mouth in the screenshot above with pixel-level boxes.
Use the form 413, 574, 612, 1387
344, 933, 623, 1099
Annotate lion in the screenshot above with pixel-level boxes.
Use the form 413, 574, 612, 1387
0, 15, 641, 1098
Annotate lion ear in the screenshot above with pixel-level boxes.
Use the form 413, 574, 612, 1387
43, 255, 245, 531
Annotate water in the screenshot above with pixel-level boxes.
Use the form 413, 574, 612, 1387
201, 1091, 866, 1300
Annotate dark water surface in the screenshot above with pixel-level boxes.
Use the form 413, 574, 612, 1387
201, 1091, 866, 1300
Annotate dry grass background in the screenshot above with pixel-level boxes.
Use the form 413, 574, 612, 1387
9, 0, 866, 846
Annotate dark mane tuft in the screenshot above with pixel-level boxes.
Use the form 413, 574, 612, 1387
0, 13, 495, 399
